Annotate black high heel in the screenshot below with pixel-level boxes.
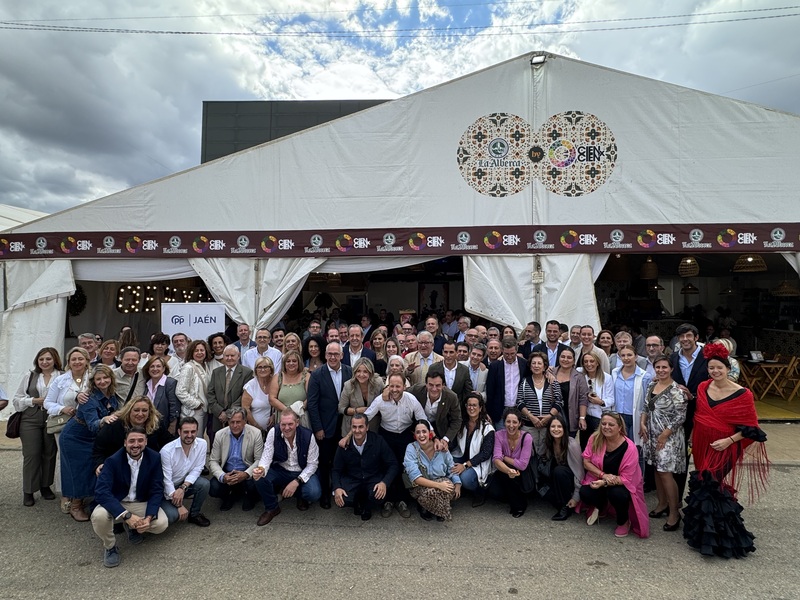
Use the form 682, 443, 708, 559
649, 507, 669, 518
663, 516, 681, 531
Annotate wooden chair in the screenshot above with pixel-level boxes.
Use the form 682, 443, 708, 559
781, 356, 800, 402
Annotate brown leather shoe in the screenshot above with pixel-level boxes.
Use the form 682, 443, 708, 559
256, 507, 281, 526
296, 498, 310, 511
70, 499, 90, 522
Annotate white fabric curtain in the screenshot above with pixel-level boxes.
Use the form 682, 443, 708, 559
589, 254, 610, 282
463, 255, 534, 331
782, 252, 800, 275
463, 254, 601, 332
72, 259, 196, 281
255, 258, 326, 329
190, 258, 259, 326
0, 260, 74, 416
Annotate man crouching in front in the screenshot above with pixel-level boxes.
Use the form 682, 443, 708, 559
91, 427, 168, 567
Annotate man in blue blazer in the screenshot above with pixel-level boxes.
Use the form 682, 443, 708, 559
341, 324, 377, 367
486, 337, 528, 426
91, 427, 168, 568
530, 320, 570, 366
307, 341, 352, 508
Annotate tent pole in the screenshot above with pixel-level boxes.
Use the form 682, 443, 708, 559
253, 259, 260, 327
534, 255, 542, 325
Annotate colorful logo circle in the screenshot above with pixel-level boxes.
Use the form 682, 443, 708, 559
261, 235, 278, 253
637, 229, 656, 248
192, 236, 209, 253
335, 234, 353, 252
560, 230, 579, 249
483, 230, 502, 250
125, 236, 141, 254
548, 139, 576, 168
717, 228, 737, 248
60, 236, 77, 254
408, 233, 427, 251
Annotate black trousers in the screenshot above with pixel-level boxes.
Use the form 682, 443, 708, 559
490, 470, 527, 513
316, 437, 339, 499
338, 478, 384, 511
579, 483, 631, 525
378, 427, 413, 504
541, 464, 575, 509
209, 476, 256, 500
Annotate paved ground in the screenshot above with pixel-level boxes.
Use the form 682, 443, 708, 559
1, 424, 798, 600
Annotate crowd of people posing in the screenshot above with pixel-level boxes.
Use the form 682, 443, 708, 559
6, 314, 769, 567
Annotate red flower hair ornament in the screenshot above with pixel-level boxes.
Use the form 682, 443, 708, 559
702, 342, 729, 361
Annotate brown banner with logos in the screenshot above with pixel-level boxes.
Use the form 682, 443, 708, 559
0, 225, 797, 260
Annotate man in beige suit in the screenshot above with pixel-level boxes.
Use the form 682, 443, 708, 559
404, 331, 443, 386
208, 408, 264, 511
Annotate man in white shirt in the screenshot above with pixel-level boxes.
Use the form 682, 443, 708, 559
253, 409, 321, 526
243, 328, 282, 374
643, 335, 666, 379
461, 343, 489, 399
233, 323, 256, 354
342, 324, 376, 367
427, 340, 474, 404
441, 310, 459, 340
159, 417, 210, 527
171, 332, 190, 368
454, 316, 471, 342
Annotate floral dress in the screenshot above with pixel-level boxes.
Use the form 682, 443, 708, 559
642, 381, 687, 473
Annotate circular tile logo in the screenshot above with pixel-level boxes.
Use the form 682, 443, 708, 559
36, 237, 47, 250
383, 233, 396, 246
483, 230, 502, 250
126, 236, 141, 254
60, 236, 77, 254
488, 138, 509, 159
689, 229, 704, 243
457, 231, 471, 245
409, 233, 427, 251
560, 230, 579, 249
192, 236, 209, 254
533, 230, 547, 244
310, 234, 323, 248
169, 236, 182, 249
335, 234, 353, 252
637, 229, 656, 249
771, 228, 786, 242
548, 139, 576, 168
103, 236, 115, 249
610, 229, 624, 243
717, 228, 737, 248
237, 235, 250, 249
261, 235, 278, 253
456, 113, 533, 197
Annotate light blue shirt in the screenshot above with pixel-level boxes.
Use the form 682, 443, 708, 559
328, 365, 343, 398
222, 431, 247, 478
614, 370, 636, 415
678, 345, 701, 386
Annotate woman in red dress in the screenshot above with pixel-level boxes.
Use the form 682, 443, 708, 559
683, 343, 769, 558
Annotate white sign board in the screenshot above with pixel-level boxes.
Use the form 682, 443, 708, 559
161, 303, 227, 345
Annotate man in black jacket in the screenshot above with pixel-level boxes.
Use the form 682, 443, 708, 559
332, 414, 399, 521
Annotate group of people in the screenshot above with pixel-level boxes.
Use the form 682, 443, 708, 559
6, 313, 769, 567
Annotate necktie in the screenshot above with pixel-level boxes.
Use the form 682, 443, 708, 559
224, 368, 233, 406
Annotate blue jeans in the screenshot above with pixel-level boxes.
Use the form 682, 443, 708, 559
160, 477, 210, 524
255, 465, 321, 511
458, 466, 479, 492
620, 413, 645, 475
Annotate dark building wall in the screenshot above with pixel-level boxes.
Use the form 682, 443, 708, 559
201, 100, 388, 163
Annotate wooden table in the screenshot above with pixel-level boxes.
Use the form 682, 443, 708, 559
746, 361, 789, 400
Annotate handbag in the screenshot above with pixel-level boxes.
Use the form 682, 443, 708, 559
534, 454, 553, 498
46, 413, 71, 435
5, 411, 22, 439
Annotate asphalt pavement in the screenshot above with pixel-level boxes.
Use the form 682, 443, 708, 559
0, 424, 798, 600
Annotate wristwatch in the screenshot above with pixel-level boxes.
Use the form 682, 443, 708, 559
122, 511, 132, 521
294, 476, 303, 485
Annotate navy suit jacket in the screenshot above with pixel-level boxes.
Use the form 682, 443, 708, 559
486, 357, 527, 424
669, 349, 708, 429
332, 431, 399, 490
307, 364, 353, 438
530, 341, 570, 365
341, 344, 377, 367
94, 446, 164, 519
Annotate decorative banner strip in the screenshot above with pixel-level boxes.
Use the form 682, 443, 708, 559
0, 225, 796, 260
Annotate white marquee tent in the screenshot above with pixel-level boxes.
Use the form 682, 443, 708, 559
2, 51, 800, 402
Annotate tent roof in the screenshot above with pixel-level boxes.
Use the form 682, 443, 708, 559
0, 204, 48, 231
9, 51, 800, 236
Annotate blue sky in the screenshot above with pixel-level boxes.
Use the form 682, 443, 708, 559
0, 0, 798, 214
